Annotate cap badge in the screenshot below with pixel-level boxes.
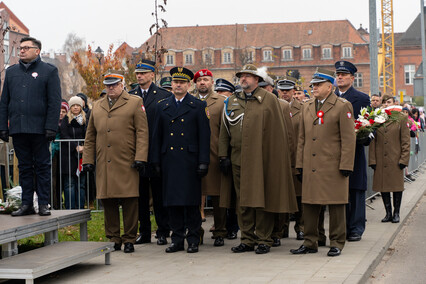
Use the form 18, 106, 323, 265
178, 67, 183, 73
340, 61, 344, 66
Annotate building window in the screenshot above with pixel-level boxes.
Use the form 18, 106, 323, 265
263, 50, 272, 61
302, 48, 312, 59
223, 52, 232, 63
166, 54, 174, 65
404, 65, 415, 85
185, 54, 193, 65
3, 22, 8, 40
342, 47, 352, 58
354, 73, 363, 88
282, 49, 292, 60
204, 53, 212, 65
4, 44, 9, 63
247, 51, 254, 63
322, 48, 332, 59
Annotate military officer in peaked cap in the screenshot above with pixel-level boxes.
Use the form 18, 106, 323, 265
151, 66, 211, 253
159, 76, 172, 91
83, 71, 149, 253
334, 60, 370, 242
291, 68, 355, 257
215, 78, 235, 97
219, 64, 297, 254
129, 59, 173, 245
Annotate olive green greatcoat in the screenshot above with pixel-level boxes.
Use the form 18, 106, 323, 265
195, 90, 227, 196
278, 99, 295, 168
296, 93, 356, 205
290, 98, 303, 196
218, 87, 297, 213
83, 91, 149, 199
368, 115, 410, 192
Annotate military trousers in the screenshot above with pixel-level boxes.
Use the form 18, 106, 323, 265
303, 203, 345, 250
102, 197, 139, 245
211, 196, 227, 238
232, 164, 274, 247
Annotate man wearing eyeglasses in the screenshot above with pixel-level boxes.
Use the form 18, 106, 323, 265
82, 71, 149, 253
0, 37, 61, 216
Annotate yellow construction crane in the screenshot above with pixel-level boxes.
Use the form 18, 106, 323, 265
380, 0, 396, 97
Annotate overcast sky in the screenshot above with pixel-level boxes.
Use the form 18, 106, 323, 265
6, 0, 422, 53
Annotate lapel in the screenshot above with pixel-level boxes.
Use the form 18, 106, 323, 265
206, 90, 218, 107
291, 99, 301, 116
99, 96, 110, 113
307, 98, 317, 120
309, 93, 337, 123
109, 91, 129, 112
162, 96, 176, 117
172, 93, 195, 120
144, 83, 157, 109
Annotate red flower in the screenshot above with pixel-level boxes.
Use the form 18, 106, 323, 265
385, 109, 391, 115
364, 113, 369, 118
355, 124, 361, 130
369, 119, 375, 125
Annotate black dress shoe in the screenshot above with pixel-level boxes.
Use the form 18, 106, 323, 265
392, 213, 400, 223
347, 233, 362, 242
272, 238, 281, 247
187, 243, 199, 253
114, 243, 121, 251
318, 240, 326, 247
11, 205, 36, 216
290, 245, 318, 254
296, 231, 304, 240
255, 244, 270, 254
227, 231, 238, 240
213, 237, 224, 247
231, 243, 254, 253
38, 205, 51, 216
123, 243, 135, 253
327, 247, 341, 257
165, 243, 184, 253
157, 236, 168, 245
135, 235, 151, 244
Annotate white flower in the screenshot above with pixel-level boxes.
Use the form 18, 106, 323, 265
359, 118, 370, 127
374, 116, 386, 124
360, 107, 367, 116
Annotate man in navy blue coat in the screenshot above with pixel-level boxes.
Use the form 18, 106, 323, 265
129, 59, 173, 246
0, 37, 61, 216
334, 61, 370, 241
152, 67, 210, 253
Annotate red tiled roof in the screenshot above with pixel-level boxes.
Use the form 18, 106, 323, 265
141, 20, 367, 51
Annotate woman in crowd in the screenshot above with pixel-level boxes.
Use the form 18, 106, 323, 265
60, 96, 87, 209
369, 98, 411, 223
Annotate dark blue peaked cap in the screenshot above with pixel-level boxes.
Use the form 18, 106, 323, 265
215, 78, 235, 92
335, 60, 357, 75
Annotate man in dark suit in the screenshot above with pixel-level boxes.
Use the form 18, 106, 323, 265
334, 61, 371, 242
0, 37, 61, 216
151, 67, 211, 253
129, 59, 172, 245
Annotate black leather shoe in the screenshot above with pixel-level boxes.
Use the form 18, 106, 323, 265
38, 205, 51, 216
272, 238, 281, 247
227, 231, 238, 240
187, 243, 199, 253
165, 243, 184, 253
214, 237, 224, 247
114, 243, 121, 251
318, 240, 326, 247
290, 245, 318, 254
123, 243, 134, 253
255, 244, 270, 254
11, 205, 36, 216
347, 233, 362, 242
392, 213, 400, 223
231, 243, 254, 253
296, 231, 304, 240
327, 247, 341, 257
157, 236, 168, 245
135, 235, 151, 244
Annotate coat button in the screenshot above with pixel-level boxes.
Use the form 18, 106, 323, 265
170, 147, 174, 150
180, 147, 184, 150
107, 129, 111, 132
181, 133, 184, 136
108, 114, 111, 118
108, 160, 111, 163
108, 145, 111, 147
171, 120, 174, 123
170, 133, 174, 136
181, 119, 184, 122
384, 141, 388, 144
312, 138, 316, 141
312, 169, 316, 172
312, 153, 316, 156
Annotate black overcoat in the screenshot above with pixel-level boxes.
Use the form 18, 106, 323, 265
335, 86, 370, 190
59, 117, 86, 176
152, 94, 210, 206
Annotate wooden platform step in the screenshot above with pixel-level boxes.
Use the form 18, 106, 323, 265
0, 241, 114, 284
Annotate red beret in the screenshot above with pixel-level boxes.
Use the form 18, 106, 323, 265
193, 69, 213, 82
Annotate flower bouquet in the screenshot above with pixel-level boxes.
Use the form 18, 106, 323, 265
354, 107, 402, 143
0, 186, 22, 214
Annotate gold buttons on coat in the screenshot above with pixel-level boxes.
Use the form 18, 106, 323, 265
170, 133, 174, 136
181, 119, 184, 122
181, 133, 184, 136
180, 147, 184, 150
171, 120, 174, 123
170, 147, 174, 150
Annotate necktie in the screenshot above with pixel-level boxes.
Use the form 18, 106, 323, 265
316, 101, 323, 112
142, 91, 147, 99
176, 100, 181, 108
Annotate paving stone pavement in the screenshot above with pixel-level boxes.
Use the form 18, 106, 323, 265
3, 168, 426, 284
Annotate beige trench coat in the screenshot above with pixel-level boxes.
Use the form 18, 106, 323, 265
195, 90, 226, 196
296, 93, 356, 205
368, 115, 410, 192
83, 91, 149, 199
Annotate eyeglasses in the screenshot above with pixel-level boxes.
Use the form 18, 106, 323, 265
105, 82, 120, 88
18, 46, 38, 52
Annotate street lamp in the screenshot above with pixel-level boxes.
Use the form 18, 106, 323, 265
95, 46, 104, 65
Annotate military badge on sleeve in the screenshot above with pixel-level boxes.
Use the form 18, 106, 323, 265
347, 112, 352, 119
205, 107, 210, 119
